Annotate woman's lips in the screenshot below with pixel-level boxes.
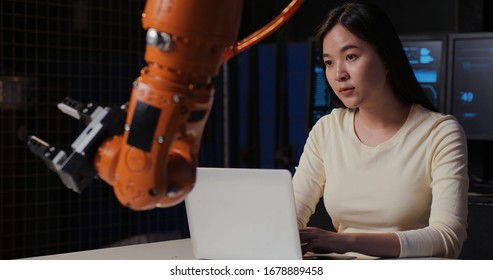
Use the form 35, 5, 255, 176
338, 87, 355, 96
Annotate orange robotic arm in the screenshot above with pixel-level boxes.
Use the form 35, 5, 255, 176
28, 0, 303, 210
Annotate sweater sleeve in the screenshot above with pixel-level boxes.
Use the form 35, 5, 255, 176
292, 120, 326, 229
396, 117, 469, 258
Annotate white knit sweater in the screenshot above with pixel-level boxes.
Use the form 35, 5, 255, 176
293, 104, 469, 258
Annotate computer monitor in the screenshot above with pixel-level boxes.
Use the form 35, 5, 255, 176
305, 35, 447, 131
305, 37, 332, 131
400, 34, 448, 112
447, 32, 493, 140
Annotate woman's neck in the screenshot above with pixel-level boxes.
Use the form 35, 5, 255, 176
353, 102, 412, 146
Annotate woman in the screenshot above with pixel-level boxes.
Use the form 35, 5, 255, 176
294, 1, 468, 258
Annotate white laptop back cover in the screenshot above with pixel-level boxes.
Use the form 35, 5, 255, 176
185, 167, 303, 260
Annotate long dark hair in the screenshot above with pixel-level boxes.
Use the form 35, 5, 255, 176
316, 1, 437, 112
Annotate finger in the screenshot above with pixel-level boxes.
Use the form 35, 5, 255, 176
299, 235, 310, 243
301, 239, 320, 255
301, 242, 311, 255
299, 227, 318, 233
299, 232, 318, 243
299, 227, 324, 242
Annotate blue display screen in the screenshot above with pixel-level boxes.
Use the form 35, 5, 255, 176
402, 40, 444, 109
450, 36, 493, 140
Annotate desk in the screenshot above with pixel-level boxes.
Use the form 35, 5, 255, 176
25, 238, 442, 260
26, 238, 368, 260
27, 238, 196, 260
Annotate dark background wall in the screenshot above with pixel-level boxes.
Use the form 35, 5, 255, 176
1, 0, 491, 259
239, 0, 483, 42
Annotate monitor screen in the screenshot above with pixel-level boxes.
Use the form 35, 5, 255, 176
306, 35, 447, 131
400, 34, 447, 112
447, 32, 493, 140
305, 38, 332, 131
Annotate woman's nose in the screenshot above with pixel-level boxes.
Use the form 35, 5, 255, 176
335, 66, 349, 81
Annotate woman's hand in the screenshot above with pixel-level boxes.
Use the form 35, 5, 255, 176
299, 227, 350, 255
299, 227, 401, 257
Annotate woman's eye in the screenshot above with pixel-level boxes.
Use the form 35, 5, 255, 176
346, 54, 358, 60
324, 60, 333, 66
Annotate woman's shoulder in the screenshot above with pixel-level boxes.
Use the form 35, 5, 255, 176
310, 108, 353, 137
412, 104, 465, 136
317, 107, 352, 123
414, 105, 460, 125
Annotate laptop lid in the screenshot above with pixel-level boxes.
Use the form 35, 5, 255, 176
185, 167, 303, 260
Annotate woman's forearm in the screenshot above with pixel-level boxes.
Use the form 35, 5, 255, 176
300, 227, 401, 258
341, 232, 401, 258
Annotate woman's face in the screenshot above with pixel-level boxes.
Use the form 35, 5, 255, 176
322, 24, 390, 109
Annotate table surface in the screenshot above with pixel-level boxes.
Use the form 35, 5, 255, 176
25, 237, 443, 260
26, 238, 196, 260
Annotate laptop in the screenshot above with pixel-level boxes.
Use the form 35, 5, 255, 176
185, 167, 303, 260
